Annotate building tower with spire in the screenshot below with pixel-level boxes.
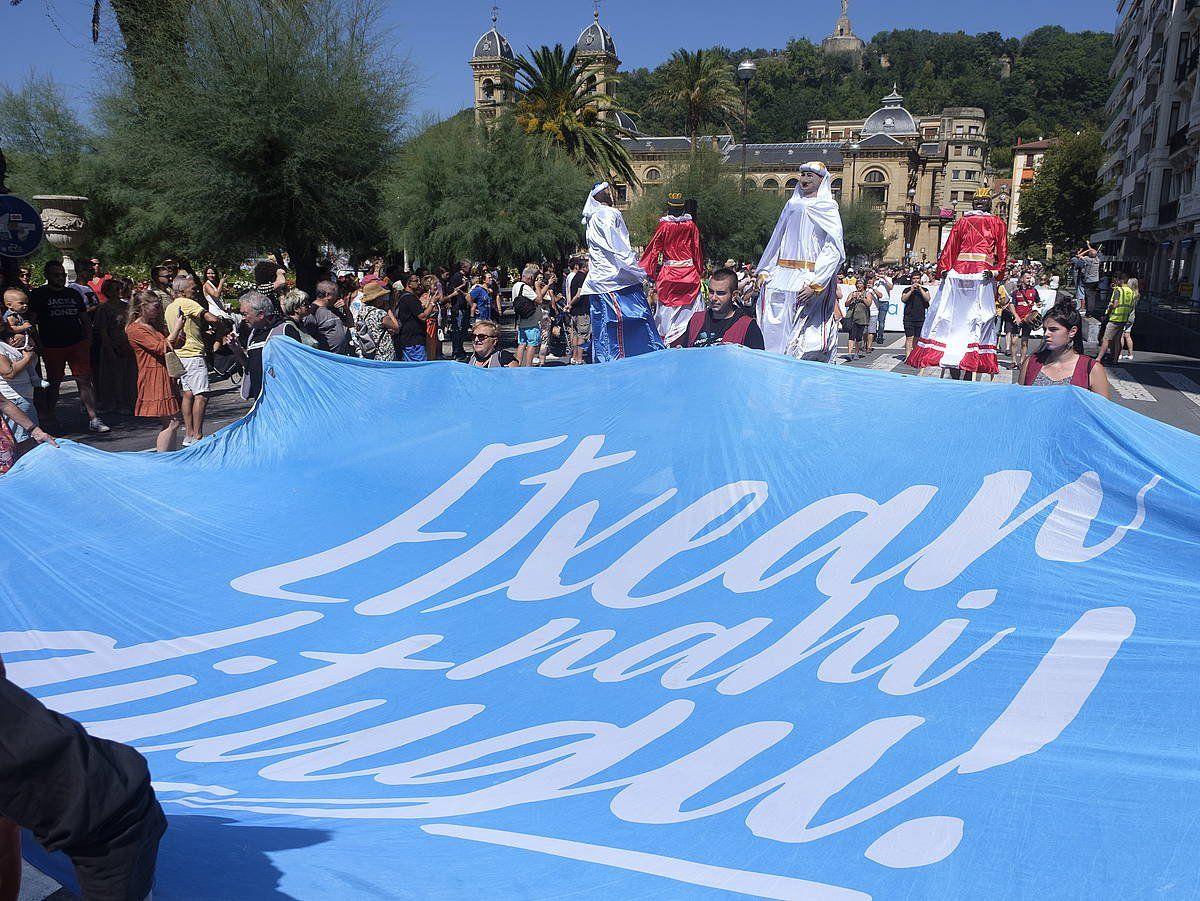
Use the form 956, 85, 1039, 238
821, 0, 865, 58
576, 3, 619, 116
470, 7, 516, 125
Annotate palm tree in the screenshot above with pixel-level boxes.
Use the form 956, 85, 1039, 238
649, 49, 742, 150
513, 43, 638, 188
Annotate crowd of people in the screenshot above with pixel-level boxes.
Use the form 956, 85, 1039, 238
0, 183, 1141, 468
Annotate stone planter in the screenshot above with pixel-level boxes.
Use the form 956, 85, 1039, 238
33, 195, 88, 281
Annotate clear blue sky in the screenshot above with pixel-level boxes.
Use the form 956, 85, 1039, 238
2, 0, 1118, 124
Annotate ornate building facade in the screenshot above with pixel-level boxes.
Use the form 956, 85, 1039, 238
470, 8, 991, 262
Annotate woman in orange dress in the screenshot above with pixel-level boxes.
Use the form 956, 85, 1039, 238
125, 290, 181, 452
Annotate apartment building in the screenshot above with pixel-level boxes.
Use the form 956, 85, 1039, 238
1094, 0, 1200, 347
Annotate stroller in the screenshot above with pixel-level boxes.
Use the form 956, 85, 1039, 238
209, 344, 244, 386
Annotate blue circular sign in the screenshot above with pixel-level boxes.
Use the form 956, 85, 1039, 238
0, 195, 45, 258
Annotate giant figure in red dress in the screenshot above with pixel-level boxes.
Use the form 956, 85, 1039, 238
639, 193, 704, 345
907, 186, 1008, 374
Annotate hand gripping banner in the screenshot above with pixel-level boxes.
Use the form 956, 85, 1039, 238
4, 339, 1198, 899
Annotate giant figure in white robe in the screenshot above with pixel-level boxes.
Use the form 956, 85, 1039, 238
755, 161, 845, 362
580, 182, 665, 362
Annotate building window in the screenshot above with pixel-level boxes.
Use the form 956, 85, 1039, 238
952, 169, 961, 180
785, 177, 799, 192
861, 169, 887, 207
832, 178, 843, 201
831, 130, 843, 139
953, 145, 962, 156
968, 146, 980, 156
481, 79, 495, 100
968, 125, 980, 135
644, 168, 662, 182
924, 127, 938, 138
763, 177, 780, 193
615, 184, 628, 203
965, 170, 977, 181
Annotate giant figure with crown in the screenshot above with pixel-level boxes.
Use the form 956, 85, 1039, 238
907, 185, 1008, 375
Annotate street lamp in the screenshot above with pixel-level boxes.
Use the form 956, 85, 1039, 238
737, 60, 756, 195
906, 187, 919, 262
848, 142, 860, 204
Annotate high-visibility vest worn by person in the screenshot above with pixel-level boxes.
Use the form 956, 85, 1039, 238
1109, 286, 1136, 324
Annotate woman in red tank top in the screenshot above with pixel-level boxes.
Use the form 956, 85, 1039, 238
1019, 305, 1110, 398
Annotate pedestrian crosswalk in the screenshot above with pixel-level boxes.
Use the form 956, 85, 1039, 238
1160, 371, 1200, 409
1105, 367, 1158, 402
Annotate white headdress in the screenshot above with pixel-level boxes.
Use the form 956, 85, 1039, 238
582, 182, 610, 224
794, 160, 835, 202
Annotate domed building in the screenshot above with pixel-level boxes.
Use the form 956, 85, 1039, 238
467, 7, 990, 262
469, 10, 516, 124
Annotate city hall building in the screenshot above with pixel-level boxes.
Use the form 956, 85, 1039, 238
470, 6, 991, 262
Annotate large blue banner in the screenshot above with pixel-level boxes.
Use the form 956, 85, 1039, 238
4, 339, 1199, 899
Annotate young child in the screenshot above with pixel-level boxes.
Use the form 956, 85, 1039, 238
2, 291, 48, 389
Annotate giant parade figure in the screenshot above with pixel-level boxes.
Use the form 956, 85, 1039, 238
755, 161, 845, 361
580, 182, 665, 362
639, 192, 704, 345
907, 185, 1007, 375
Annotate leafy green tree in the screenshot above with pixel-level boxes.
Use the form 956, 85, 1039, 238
385, 116, 592, 267
627, 149, 783, 265
514, 44, 637, 187
648, 49, 742, 148
0, 75, 95, 197
96, 0, 407, 289
1015, 128, 1105, 252
840, 199, 889, 263
618, 27, 1114, 159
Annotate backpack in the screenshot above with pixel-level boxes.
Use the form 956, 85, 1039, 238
352, 318, 378, 357
513, 284, 537, 320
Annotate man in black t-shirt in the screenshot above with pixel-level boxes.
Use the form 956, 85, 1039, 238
392, 273, 431, 361
673, 267, 765, 350
28, 260, 109, 432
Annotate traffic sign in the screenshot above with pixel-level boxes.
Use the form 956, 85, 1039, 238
0, 195, 44, 258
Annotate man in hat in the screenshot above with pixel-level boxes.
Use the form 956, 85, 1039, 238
755, 161, 845, 361
580, 183, 664, 362
639, 192, 704, 344
907, 185, 1007, 376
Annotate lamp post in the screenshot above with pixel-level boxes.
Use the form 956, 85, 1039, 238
737, 60, 756, 195
906, 187, 919, 262
848, 142, 860, 204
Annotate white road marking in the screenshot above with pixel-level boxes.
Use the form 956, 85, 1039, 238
868, 354, 904, 371
1160, 371, 1200, 409
1104, 366, 1157, 402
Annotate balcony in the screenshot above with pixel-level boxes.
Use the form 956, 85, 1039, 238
1180, 192, 1200, 220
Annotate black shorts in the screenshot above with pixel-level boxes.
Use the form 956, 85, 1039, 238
903, 320, 924, 338
848, 321, 867, 341
1016, 322, 1034, 339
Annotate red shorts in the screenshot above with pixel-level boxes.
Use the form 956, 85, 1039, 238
42, 339, 93, 381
